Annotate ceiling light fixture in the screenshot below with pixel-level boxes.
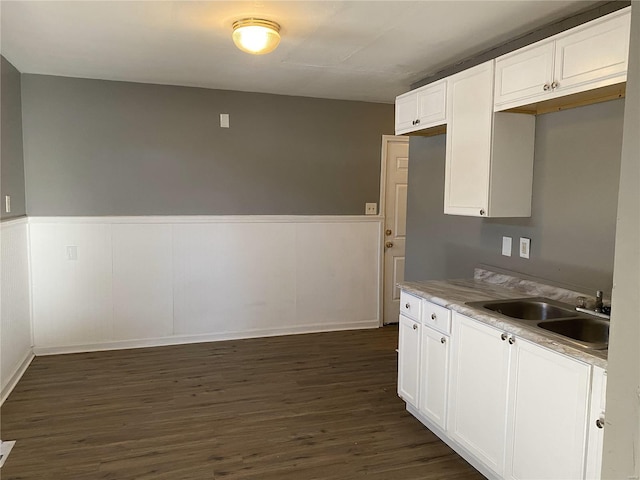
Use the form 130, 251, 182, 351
232, 18, 281, 55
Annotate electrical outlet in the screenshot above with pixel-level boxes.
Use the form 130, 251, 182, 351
220, 113, 230, 128
502, 236, 512, 257
519, 237, 531, 259
4, 195, 10, 213
365, 203, 377, 215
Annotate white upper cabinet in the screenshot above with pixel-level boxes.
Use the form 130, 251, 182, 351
494, 40, 556, 108
495, 7, 630, 111
395, 79, 447, 135
445, 61, 535, 217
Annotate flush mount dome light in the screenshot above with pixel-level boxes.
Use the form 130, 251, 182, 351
232, 18, 281, 55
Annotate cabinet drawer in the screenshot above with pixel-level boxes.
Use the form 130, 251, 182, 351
422, 301, 452, 335
400, 291, 421, 320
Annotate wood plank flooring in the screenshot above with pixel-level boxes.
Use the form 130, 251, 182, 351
1, 326, 484, 480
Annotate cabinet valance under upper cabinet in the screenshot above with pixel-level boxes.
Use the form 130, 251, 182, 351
445, 61, 535, 218
395, 79, 447, 135
494, 7, 630, 111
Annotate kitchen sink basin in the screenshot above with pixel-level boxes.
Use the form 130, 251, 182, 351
466, 297, 609, 350
466, 297, 576, 321
537, 318, 609, 349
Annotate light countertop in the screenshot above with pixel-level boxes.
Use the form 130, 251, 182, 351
398, 276, 607, 369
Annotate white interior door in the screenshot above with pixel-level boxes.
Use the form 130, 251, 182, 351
382, 136, 409, 325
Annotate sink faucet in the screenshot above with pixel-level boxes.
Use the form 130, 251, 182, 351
595, 290, 604, 313
575, 290, 610, 320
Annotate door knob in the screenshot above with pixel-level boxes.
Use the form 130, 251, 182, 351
385, 241, 394, 248
543, 83, 551, 91
385, 229, 392, 236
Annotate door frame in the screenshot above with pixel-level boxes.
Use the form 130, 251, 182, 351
378, 134, 410, 326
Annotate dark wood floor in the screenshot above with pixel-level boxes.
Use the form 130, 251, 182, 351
1, 326, 483, 480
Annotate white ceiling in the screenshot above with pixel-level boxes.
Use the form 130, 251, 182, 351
1, 1, 600, 103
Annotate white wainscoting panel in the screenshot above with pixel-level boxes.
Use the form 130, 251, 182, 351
30, 223, 113, 347
173, 222, 297, 335
112, 224, 173, 340
295, 222, 380, 326
29, 216, 382, 353
1, 218, 33, 401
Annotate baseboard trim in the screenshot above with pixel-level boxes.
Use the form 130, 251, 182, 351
1, 350, 35, 405
33, 321, 380, 356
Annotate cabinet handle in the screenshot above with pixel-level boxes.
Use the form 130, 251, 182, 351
508, 336, 516, 345
385, 229, 392, 236
479, 209, 485, 216
501, 333, 508, 341
596, 418, 605, 429
431, 313, 437, 320
415, 119, 420, 125
405, 303, 411, 309
413, 323, 418, 330
440, 337, 446, 344
551, 81, 559, 89
385, 241, 394, 248
543, 83, 551, 91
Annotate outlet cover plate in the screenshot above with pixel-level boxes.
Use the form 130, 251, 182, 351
520, 237, 531, 259
365, 203, 377, 215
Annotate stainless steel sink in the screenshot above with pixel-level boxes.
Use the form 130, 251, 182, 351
465, 297, 609, 350
537, 318, 609, 350
466, 297, 576, 321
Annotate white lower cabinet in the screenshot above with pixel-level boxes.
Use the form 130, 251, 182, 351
448, 313, 511, 476
504, 335, 591, 480
418, 325, 450, 430
398, 302, 603, 480
398, 314, 421, 407
585, 367, 607, 480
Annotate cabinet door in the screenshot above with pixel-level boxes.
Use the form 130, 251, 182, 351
448, 313, 510, 476
416, 79, 447, 128
553, 8, 630, 95
505, 337, 591, 480
444, 61, 494, 217
419, 326, 450, 430
494, 40, 555, 110
398, 314, 421, 407
395, 91, 418, 134
585, 367, 607, 480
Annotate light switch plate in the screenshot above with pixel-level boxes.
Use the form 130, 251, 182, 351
365, 203, 377, 215
220, 113, 230, 128
520, 237, 531, 259
502, 236, 512, 257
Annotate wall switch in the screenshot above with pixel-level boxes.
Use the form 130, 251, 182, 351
502, 236, 512, 257
365, 203, 377, 215
4, 195, 10, 213
519, 237, 531, 259
220, 113, 230, 128
66, 245, 78, 261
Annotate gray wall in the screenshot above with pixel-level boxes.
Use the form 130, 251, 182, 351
602, 2, 640, 477
405, 98, 625, 293
1, 56, 26, 219
21, 75, 394, 216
